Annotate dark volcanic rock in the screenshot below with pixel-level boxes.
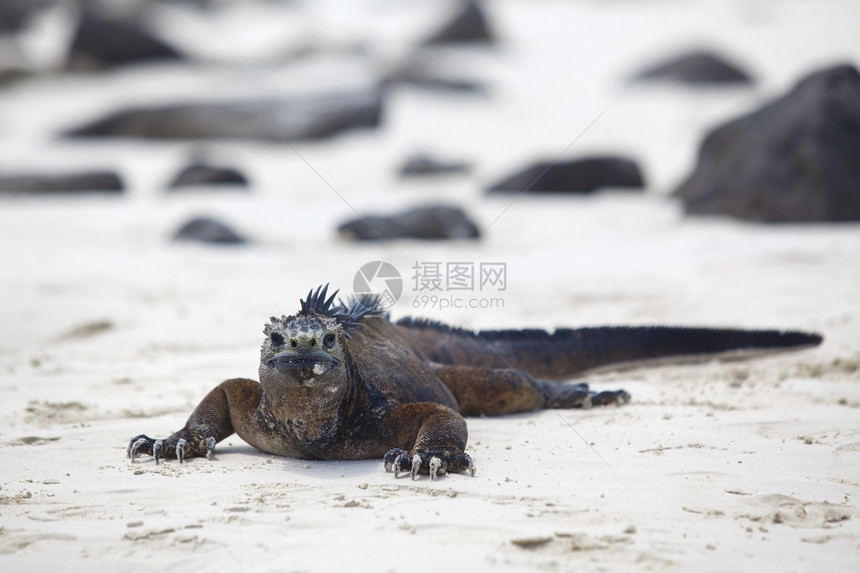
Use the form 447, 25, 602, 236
487, 156, 645, 194
398, 154, 471, 177
423, 1, 494, 45
338, 205, 480, 241
0, 0, 56, 33
64, 88, 384, 141
168, 163, 249, 189
0, 171, 124, 194
674, 64, 860, 222
172, 216, 247, 245
383, 71, 485, 94
66, 14, 184, 69
383, 62, 486, 94
0, 67, 32, 88
634, 50, 753, 85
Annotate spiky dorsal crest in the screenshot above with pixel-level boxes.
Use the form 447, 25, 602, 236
299, 284, 339, 316
336, 292, 386, 332
263, 284, 387, 336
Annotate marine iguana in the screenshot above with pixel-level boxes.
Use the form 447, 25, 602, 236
127, 284, 822, 480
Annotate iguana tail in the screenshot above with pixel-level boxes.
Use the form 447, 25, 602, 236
395, 319, 823, 379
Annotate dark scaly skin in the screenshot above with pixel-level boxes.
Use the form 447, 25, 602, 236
393, 319, 824, 379
128, 285, 823, 479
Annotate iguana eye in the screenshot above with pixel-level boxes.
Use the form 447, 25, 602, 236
323, 333, 336, 349
270, 332, 284, 347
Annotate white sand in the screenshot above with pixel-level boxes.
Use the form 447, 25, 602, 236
1, 1, 859, 571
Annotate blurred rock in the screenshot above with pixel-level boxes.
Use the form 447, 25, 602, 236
66, 14, 185, 70
57, 319, 114, 341
633, 50, 752, 85
338, 205, 480, 241
674, 64, 860, 222
0, 0, 56, 33
423, 1, 494, 45
0, 66, 31, 88
384, 72, 485, 94
487, 156, 645, 194
64, 87, 385, 140
168, 162, 249, 189
0, 171, 124, 194
383, 63, 486, 94
149, 0, 220, 8
398, 153, 471, 177
172, 216, 247, 244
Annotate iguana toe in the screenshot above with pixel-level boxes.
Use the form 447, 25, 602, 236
428, 456, 445, 481
461, 453, 476, 477
127, 435, 153, 461
591, 389, 631, 407
152, 439, 164, 465
410, 454, 423, 480
204, 436, 216, 459
383, 448, 408, 474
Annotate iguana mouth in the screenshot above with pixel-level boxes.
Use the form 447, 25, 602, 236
266, 352, 340, 377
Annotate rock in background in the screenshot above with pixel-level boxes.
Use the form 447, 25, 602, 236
675, 64, 860, 222
398, 153, 471, 177
422, 1, 494, 45
0, 0, 57, 33
172, 215, 248, 244
632, 50, 753, 86
66, 13, 185, 70
487, 156, 645, 194
167, 162, 249, 189
0, 170, 124, 194
64, 88, 385, 140
338, 205, 480, 241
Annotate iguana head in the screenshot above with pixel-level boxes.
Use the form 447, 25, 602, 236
259, 285, 382, 394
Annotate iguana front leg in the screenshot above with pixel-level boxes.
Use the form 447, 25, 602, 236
382, 402, 476, 480
128, 377, 262, 464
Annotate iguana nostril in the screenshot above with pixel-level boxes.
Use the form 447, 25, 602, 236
290, 339, 298, 349
310, 338, 317, 347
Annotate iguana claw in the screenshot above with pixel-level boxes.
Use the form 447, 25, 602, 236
383, 448, 473, 480
411, 454, 423, 480
389, 450, 413, 478
126, 433, 216, 464
204, 436, 216, 459
591, 389, 631, 407
128, 436, 148, 461
428, 456, 444, 481
383, 448, 406, 475
152, 439, 163, 465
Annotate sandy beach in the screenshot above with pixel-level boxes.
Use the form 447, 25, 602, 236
1, 1, 859, 571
